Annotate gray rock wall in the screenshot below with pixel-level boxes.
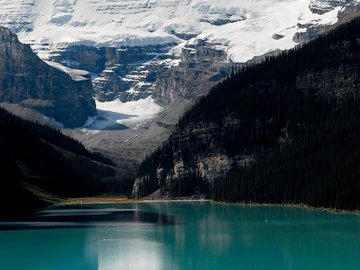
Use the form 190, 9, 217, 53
0, 27, 96, 127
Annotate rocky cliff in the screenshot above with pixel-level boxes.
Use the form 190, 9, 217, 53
53, 43, 175, 102
0, 27, 96, 127
152, 41, 236, 106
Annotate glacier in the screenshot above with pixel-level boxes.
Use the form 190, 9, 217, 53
0, 0, 348, 63
84, 96, 163, 130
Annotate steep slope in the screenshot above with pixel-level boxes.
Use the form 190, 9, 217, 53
0, 27, 96, 127
134, 17, 360, 209
0, 107, 119, 216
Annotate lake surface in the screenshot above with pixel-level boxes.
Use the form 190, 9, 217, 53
0, 201, 360, 270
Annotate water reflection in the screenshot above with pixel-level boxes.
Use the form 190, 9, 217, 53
0, 229, 98, 270
97, 239, 164, 270
0, 202, 360, 270
139, 202, 360, 270
0, 206, 178, 230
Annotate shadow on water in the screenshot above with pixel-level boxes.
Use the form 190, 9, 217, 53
0, 205, 179, 230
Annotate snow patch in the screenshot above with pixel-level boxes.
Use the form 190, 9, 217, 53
190, 1, 343, 62
45, 61, 90, 81
84, 96, 163, 130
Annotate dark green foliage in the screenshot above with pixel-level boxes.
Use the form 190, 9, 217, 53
0, 107, 116, 213
169, 174, 210, 198
0, 110, 114, 166
137, 17, 360, 209
213, 98, 360, 209
136, 145, 173, 196
177, 17, 360, 129
0, 149, 47, 218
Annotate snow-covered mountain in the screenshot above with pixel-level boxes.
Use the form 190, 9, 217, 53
1, 0, 356, 110
0, 0, 351, 62
0, 0, 358, 163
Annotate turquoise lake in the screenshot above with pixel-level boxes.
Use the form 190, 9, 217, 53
0, 201, 360, 270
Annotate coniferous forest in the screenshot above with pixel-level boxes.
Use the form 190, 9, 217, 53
0, 107, 118, 216
137, 17, 360, 210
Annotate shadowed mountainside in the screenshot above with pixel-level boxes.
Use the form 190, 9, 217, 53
0, 107, 122, 216
134, 16, 360, 210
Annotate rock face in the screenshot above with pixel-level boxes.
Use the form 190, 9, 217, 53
309, 0, 350, 14
0, 27, 96, 127
152, 41, 237, 107
133, 121, 255, 198
54, 43, 176, 102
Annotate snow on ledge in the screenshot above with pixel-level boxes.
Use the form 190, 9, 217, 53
84, 96, 163, 130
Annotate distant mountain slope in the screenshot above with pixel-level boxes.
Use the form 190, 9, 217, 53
0, 107, 117, 216
0, 27, 96, 127
134, 16, 360, 210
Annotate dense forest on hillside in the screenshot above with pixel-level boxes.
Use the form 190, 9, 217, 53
136, 17, 360, 209
213, 98, 360, 209
0, 108, 117, 216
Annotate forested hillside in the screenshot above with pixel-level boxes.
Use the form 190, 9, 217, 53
135, 17, 360, 210
0, 107, 118, 216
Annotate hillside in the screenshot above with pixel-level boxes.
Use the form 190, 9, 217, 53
0, 107, 121, 216
134, 16, 360, 210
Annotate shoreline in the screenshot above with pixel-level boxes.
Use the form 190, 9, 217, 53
60, 197, 143, 205
59, 197, 360, 215
211, 201, 360, 216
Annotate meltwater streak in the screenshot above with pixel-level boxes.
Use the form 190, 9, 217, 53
0, 202, 359, 270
